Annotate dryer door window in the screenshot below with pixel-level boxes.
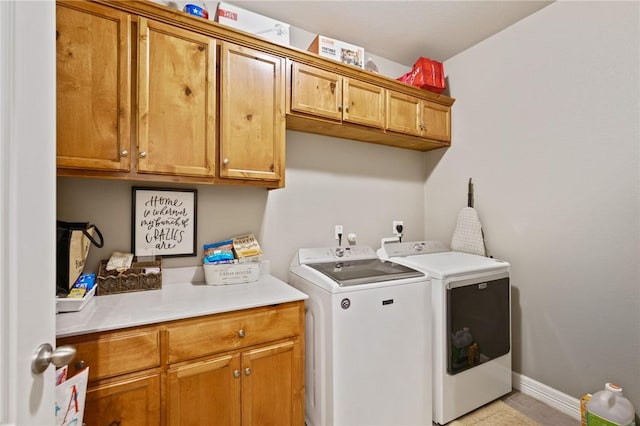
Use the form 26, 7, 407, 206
446, 277, 510, 375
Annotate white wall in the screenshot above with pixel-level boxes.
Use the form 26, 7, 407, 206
427, 0, 640, 408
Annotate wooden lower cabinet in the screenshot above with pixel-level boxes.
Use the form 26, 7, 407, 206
167, 354, 241, 426
84, 373, 161, 426
241, 340, 303, 426
57, 301, 304, 425
167, 339, 302, 426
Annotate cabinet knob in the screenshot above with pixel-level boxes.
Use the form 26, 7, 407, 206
244, 367, 251, 376
75, 360, 86, 371
120, 150, 128, 157
238, 329, 245, 338
338, 106, 342, 112
233, 369, 241, 378
345, 106, 349, 113
139, 151, 147, 159
223, 158, 229, 165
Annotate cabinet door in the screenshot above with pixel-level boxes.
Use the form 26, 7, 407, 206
343, 78, 385, 128
421, 100, 451, 143
138, 18, 216, 177
220, 43, 285, 182
385, 90, 422, 136
241, 340, 304, 426
56, 1, 131, 172
167, 354, 242, 426
290, 62, 342, 120
83, 373, 160, 426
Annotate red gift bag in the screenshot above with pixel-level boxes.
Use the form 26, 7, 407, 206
397, 57, 446, 94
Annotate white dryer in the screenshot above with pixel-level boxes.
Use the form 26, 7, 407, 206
289, 246, 432, 426
378, 241, 511, 425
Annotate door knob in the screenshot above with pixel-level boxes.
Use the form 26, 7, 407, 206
31, 343, 76, 374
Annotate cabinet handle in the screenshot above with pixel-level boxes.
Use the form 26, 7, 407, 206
233, 369, 241, 378
238, 329, 245, 338
223, 158, 229, 165
244, 367, 251, 376
119, 150, 128, 157
139, 151, 147, 159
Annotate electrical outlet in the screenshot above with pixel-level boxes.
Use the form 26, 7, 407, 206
392, 221, 404, 235
335, 225, 343, 240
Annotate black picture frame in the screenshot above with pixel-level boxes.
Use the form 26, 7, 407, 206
131, 187, 197, 257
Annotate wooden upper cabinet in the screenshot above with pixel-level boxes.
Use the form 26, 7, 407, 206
137, 18, 216, 178
290, 63, 342, 120
290, 62, 385, 128
421, 101, 451, 142
56, 0, 454, 184
219, 42, 285, 183
343, 78, 385, 128
386, 90, 451, 143
386, 90, 422, 136
56, 1, 132, 172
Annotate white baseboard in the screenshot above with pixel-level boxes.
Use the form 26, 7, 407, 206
512, 372, 582, 420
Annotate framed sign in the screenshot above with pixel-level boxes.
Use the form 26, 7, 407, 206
131, 187, 197, 257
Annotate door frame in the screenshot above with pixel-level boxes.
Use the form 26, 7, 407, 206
0, 0, 57, 424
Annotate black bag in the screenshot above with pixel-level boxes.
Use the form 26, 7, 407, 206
56, 221, 104, 296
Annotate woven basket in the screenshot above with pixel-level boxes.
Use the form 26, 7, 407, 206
97, 257, 162, 295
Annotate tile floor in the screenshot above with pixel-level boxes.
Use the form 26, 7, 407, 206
430, 390, 578, 425
500, 391, 578, 426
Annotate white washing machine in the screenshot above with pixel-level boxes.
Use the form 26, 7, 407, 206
288, 246, 432, 426
378, 241, 511, 425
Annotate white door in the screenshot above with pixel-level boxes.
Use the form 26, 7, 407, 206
0, 1, 57, 425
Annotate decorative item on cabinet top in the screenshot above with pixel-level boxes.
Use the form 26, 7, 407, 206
214, 1, 291, 46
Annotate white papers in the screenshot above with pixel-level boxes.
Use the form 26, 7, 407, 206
55, 367, 89, 426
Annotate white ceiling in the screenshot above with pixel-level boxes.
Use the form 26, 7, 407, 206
225, 1, 553, 65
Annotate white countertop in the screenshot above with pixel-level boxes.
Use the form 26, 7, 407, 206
56, 266, 308, 338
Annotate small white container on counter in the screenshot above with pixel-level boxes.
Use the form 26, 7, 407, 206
204, 263, 260, 285
56, 286, 96, 313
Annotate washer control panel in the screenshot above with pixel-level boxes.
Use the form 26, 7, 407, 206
297, 246, 376, 264
380, 240, 449, 258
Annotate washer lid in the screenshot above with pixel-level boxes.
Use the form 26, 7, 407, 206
306, 258, 425, 287
393, 251, 509, 279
